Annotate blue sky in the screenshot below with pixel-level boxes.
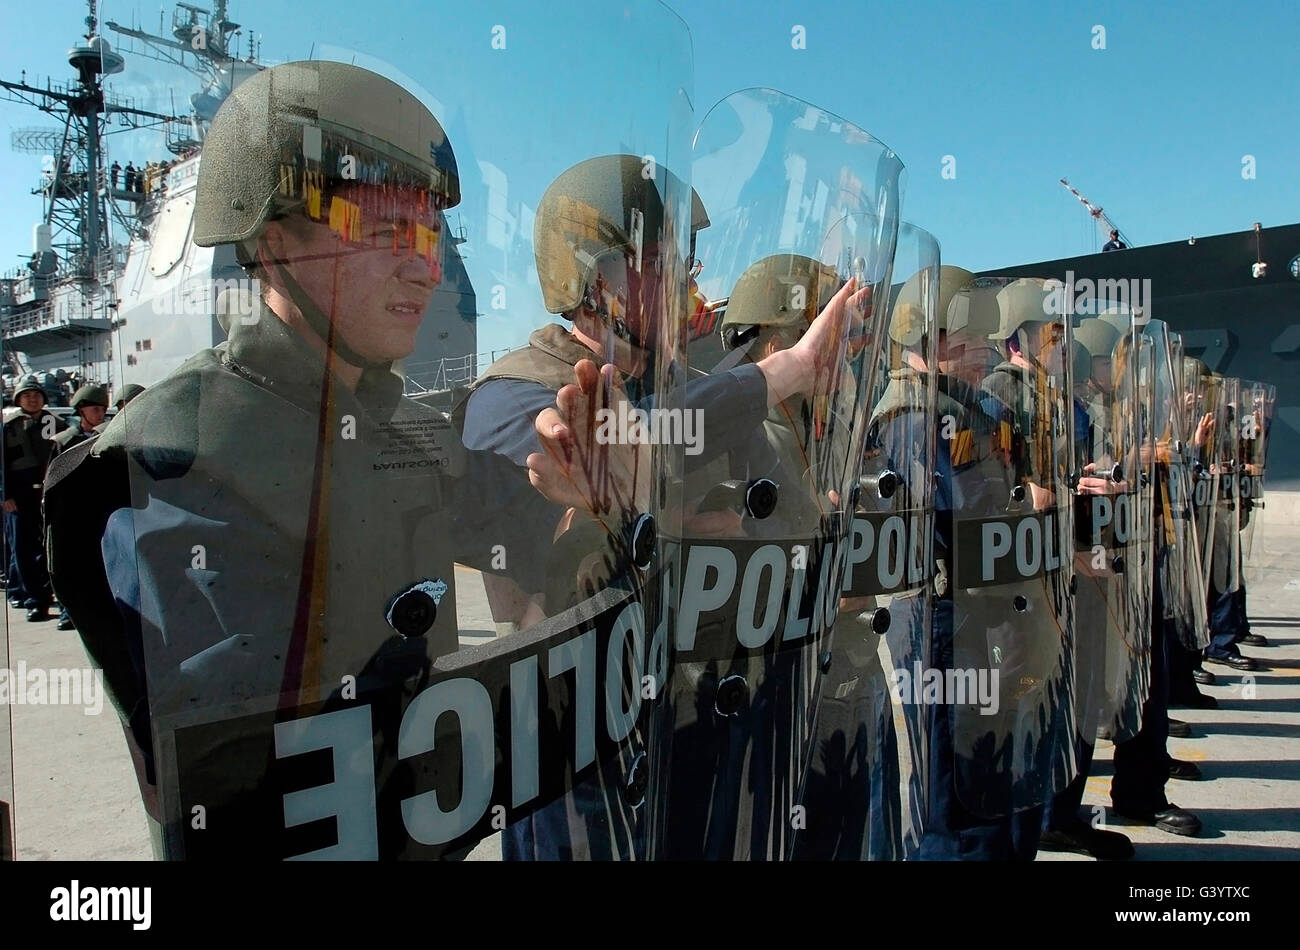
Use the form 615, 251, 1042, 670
1, 0, 1296, 279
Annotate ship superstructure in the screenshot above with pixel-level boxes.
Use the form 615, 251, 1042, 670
0, 0, 183, 400
2, 1, 481, 406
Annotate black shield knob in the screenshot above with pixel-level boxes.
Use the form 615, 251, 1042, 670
1011, 484, 1026, 503
623, 751, 648, 809
1012, 595, 1029, 613
715, 674, 749, 716
1111, 555, 1125, 574
629, 513, 656, 571
746, 478, 779, 519
1109, 462, 1123, 482
385, 580, 445, 638
859, 607, 890, 634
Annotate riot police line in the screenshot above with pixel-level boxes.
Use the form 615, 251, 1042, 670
2, 1, 1276, 862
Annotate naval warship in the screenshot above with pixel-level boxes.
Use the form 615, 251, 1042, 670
0, 0, 482, 411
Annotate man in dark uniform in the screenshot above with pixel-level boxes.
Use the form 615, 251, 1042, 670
899, 272, 1054, 860
44, 61, 550, 860
1199, 374, 1256, 674
3, 373, 65, 621
47, 383, 110, 630
1108, 336, 1202, 837
51, 383, 109, 458
1038, 317, 1136, 859
945, 277, 1077, 860
462, 157, 866, 859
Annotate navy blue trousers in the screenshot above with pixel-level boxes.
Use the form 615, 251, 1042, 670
1041, 734, 1095, 832
1111, 601, 1171, 814
1207, 583, 1246, 659
4, 492, 50, 609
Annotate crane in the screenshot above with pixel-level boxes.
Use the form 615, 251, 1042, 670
1059, 178, 1131, 251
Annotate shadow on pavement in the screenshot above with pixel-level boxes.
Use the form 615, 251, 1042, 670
1176, 721, 1300, 739
1133, 840, 1299, 860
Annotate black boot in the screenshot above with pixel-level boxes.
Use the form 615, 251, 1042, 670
1038, 820, 1134, 860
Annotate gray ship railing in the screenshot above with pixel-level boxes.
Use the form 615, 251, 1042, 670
403, 347, 522, 394
2, 297, 113, 336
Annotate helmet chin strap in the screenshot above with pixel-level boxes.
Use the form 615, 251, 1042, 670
271, 259, 388, 371
270, 257, 404, 417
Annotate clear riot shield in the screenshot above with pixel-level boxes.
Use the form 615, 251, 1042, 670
1208, 377, 1243, 604
1071, 315, 1146, 744
1187, 362, 1221, 599
107, 0, 693, 860
1237, 379, 1276, 564
795, 224, 937, 861
1132, 331, 1158, 716
662, 88, 903, 859
1149, 323, 1209, 650
946, 276, 1077, 816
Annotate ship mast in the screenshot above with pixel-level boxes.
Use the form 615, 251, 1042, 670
0, 0, 179, 282
103, 1, 261, 156
1059, 178, 1132, 250
105, 1, 253, 90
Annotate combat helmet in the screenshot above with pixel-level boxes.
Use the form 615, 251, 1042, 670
13, 373, 45, 400
988, 277, 1061, 344
1095, 302, 1140, 336
116, 383, 146, 408
1073, 317, 1121, 361
945, 276, 1003, 341
889, 265, 976, 347
71, 383, 110, 411
721, 254, 841, 349
193, 60, 459, 368
534, 154, 708, 344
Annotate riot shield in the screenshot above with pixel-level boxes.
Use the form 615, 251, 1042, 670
1187, 362, 1222, 601
795, 224, 938, 860
662, 88, 904, 859
1132, 330, 1158, 717
103, 0, 694, 860
1206, 376, 1243, 605
946, 276, 1077, 816
1237, 379, 1276, 565
1149, 322, 1209, 651
1071, 314, 1147, 743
